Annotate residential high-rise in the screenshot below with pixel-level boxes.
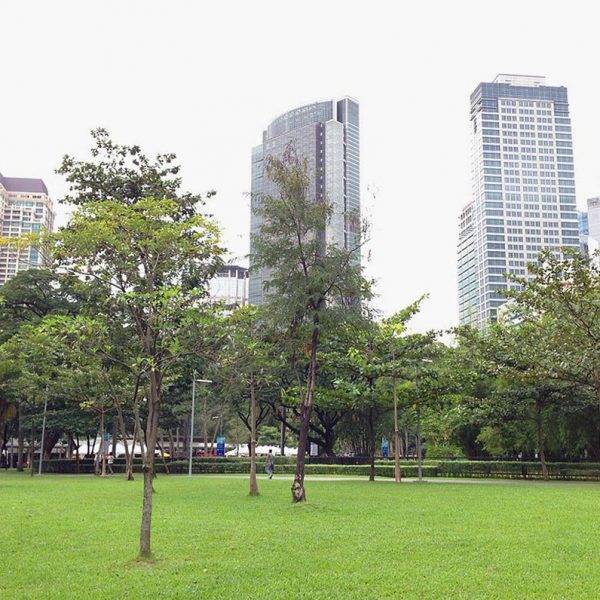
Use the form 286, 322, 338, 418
0, 173, 55, 285
458, 74, 580, 328
249, 97, 360, 305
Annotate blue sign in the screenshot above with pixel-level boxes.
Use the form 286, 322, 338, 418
381, 439, 389, 458
216, 435, 225, 457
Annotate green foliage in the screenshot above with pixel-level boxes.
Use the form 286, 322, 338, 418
425, 444, 465, 459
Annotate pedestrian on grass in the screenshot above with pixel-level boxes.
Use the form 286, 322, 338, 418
107, 452, 114, 475
265, 449, 274, 479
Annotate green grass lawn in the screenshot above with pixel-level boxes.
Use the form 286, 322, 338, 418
1, 473, 599, 599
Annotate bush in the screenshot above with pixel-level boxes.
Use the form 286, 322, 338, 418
425, 445, 465, 459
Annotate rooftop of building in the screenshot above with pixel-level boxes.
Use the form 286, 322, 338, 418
0, 173, 48, 195
493, 74, 546, 87
265, 96, 358, 139
218, 264, 248, 278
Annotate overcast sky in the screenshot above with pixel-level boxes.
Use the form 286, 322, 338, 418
3, 1, 600, 332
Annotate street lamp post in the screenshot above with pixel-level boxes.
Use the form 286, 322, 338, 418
188, 372, 212, 477
392, 346, 401, 483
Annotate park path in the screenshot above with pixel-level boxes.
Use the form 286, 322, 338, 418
185, 474, 600, 487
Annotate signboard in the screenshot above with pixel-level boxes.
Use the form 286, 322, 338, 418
216, 435, 225, 457
309, 442, 318, 457
381, 438, 389, 458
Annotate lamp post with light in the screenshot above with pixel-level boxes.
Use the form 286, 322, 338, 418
188, 371, 213, 476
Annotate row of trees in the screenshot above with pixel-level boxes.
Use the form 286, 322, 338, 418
2, 130, 600, 558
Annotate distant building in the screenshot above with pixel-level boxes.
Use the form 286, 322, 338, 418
578, 210, 590, 256
208, 264, 248, 308
458, 74, 579, 328
249, 97, 360, 305
587, 197, 600, 244
0, 173, 55, 285
457, 201, 478, 324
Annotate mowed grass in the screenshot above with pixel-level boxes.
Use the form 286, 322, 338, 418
1, 473, 599, 599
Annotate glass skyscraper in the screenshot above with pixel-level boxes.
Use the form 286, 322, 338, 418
249, 98, 360, 305
458, 74, 579, 327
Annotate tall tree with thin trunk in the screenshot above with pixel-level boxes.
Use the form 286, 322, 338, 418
51, 197, 222, 558
251, 145, 368, 502
53, 130, 223, 557
219, 306, 276, 497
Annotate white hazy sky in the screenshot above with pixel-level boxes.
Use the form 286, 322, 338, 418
3, 1, 600, 332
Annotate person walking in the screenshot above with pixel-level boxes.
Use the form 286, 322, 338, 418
107, 452, 114, 475
265, 449, 274, 479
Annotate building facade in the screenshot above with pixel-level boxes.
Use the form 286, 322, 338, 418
249, 97, 360, 305
458, 74, 579, 328
586, 197, 600, 244
0, 173, 54, 285
208, 264, 248, 308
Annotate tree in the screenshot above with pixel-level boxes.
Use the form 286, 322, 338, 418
53, 130, 223, 556
504, 249, 600, 459
219, 306, 277, 496
251, 145, 369, 502
51, 195, 222, 558
57, 127, 211, 215
455, 322, 592, 477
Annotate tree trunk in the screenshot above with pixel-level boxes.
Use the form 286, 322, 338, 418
115, 400, 133, 481
368, 408, 376, 482
280, 406, 286, 456
202, 395, 208, 457
133, 403, 146, 463
249, 377, 259, 496
100, 410, 107, 477
139, 370, 161, 559
535, 398, 548, 481
168, 429, 175, 460
17, 403, 24, 471
292, 323, 320, 503
67, 432, 73, 459
75, 434, 80, 474
393, 372, 401, 483
43, 431, 60, 460
29, 415, 35, 477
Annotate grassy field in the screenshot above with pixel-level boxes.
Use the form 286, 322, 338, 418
1, 473, 599, 599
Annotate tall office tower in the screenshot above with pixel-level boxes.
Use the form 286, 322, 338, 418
586, 197, 600, 243
457, 201, 478, 324
458, 74, 580, 328
0, 173, 55, 285
249, 97, 360, 305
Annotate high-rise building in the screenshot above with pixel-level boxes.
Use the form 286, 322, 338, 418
249, 97, 360, 305
208, 264, 249, 309
586, 197, 600, 243
0, 173, 55, 285
578, 210, 591, 256
457, 201, 478, 324
458, 74, 580, 328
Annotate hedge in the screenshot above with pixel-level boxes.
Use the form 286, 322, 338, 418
34, 458, 600, 481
